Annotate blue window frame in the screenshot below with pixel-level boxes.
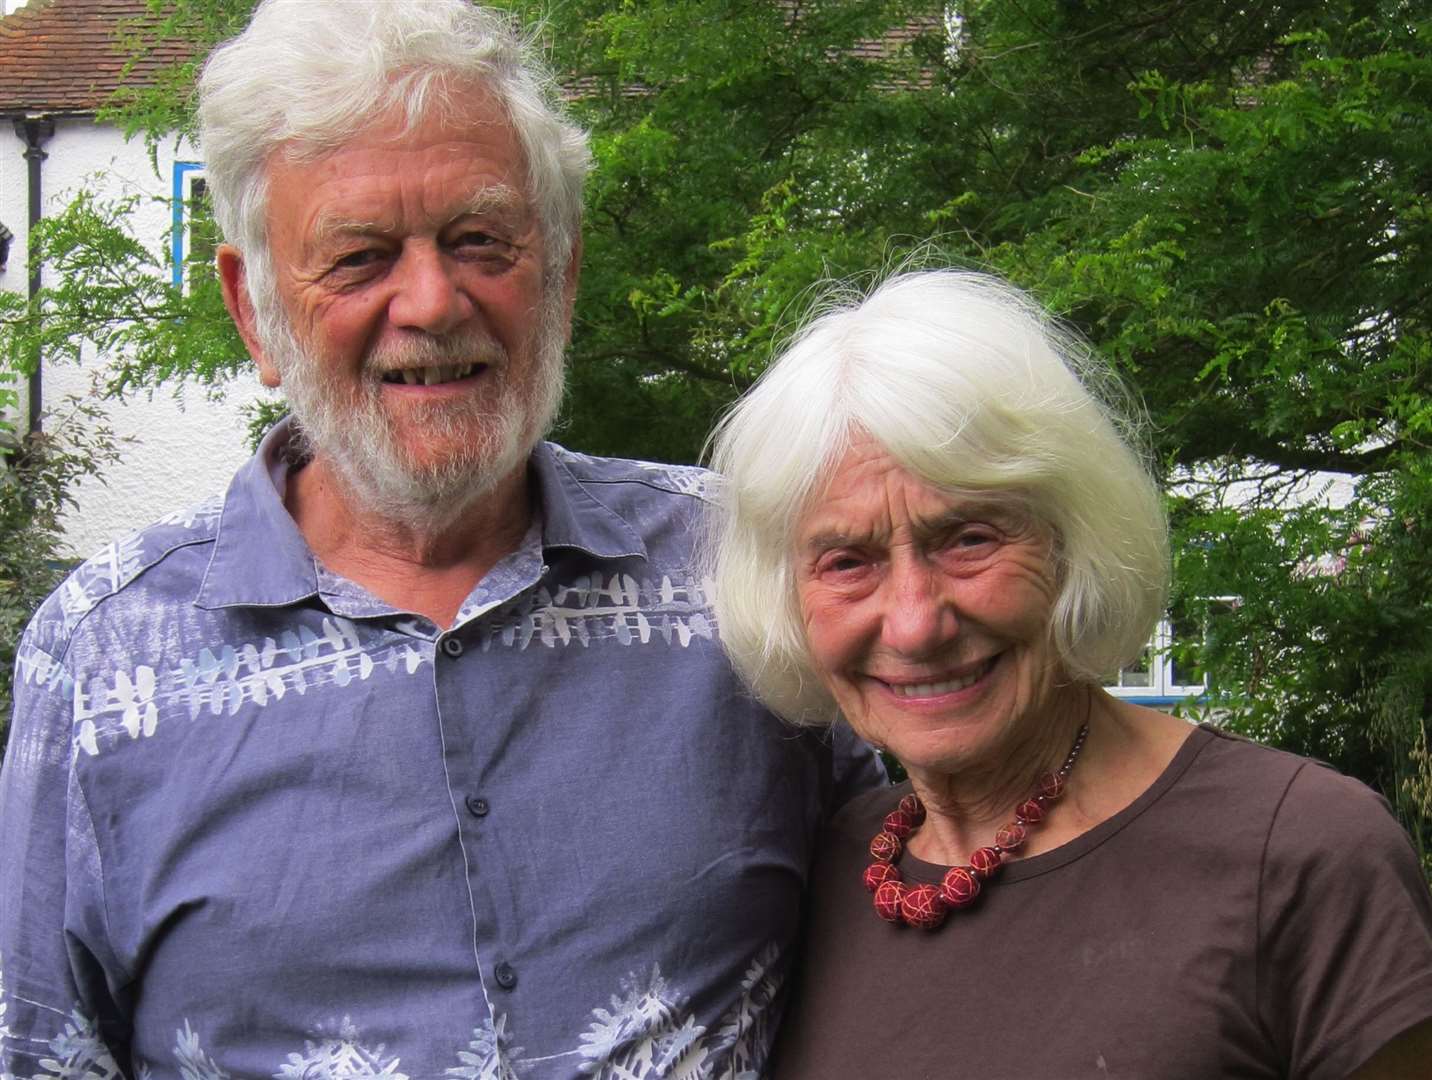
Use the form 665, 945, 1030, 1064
171, 161, 208, 288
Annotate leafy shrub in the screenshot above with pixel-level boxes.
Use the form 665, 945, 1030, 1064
0, 399, 121, 761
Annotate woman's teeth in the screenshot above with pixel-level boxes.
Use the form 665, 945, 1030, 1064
890, 668, 987, 698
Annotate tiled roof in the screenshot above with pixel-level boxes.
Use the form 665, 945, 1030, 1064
0, 0, 193, 115
0, 0, 936, 118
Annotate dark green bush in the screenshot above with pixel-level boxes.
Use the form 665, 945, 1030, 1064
0, 400, 120, 761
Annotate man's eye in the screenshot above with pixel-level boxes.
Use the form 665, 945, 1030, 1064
333, 249, 384, 271
453, 231, 502, 252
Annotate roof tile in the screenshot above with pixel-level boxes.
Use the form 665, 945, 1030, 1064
0, 0, 194, 115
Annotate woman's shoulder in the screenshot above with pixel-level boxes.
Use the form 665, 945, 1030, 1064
1191, 724, 1394, 815
825, 779, 910, 846
1175, 724, 1421, 874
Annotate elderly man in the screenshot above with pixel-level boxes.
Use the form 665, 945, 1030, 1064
0, 2, 879, 1076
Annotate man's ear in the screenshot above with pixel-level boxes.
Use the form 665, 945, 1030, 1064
216, 243, 282, 388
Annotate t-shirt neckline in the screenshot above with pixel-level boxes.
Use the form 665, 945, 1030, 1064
897, 723, 1217, 886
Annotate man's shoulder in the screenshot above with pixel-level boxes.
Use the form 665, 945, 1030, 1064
24, 493, 226, 659
544, 443, 720, 505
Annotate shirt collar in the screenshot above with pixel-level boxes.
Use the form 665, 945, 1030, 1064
195, 423, 645, 611
195, 418, 323, 610
529, 441, 647, 562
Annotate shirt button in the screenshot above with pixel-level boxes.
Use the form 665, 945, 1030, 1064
493, 961, 517, 990
465, 795, 489, 818
441, 637, 464, 658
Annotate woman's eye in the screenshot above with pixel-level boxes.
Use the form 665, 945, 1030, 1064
947, 528, 999, 552
819, 552, 870, 577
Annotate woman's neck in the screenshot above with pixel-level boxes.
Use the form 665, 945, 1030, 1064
904, 686, 1093, 865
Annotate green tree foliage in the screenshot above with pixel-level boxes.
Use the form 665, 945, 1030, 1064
2, 0, 1429, 857
0, 189, 242, 397
0, 403, 121, 759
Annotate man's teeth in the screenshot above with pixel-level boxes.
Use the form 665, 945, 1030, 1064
386, 363, 478, 386
891, 671, 984, 698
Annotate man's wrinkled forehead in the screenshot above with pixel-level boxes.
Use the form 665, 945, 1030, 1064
270, 78, 520, 167
307, 184, 530, 245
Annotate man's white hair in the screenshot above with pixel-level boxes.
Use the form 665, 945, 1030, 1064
706, 269, 1170, 725
197, 0, 590, 327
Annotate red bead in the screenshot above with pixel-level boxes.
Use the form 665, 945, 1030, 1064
969, 846, 1003, 879
939, 866, 981, 907
873, 879, 906, 922
900, 883, 948, 930
995, 821, 1028, 851
1038, 771, 1065, 800
1015, 798, 1045, 824
883, 808, 917, 839
863, 862, 902, 892
898, 793, 925, 824
869, 830, 902, 863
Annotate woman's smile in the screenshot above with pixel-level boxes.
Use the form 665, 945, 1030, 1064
795, 437, 1060, 780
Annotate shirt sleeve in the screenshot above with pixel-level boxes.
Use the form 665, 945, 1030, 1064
1257, 760, 1432, 1080
1, 629, 129, 1077
827, 720, 888, 812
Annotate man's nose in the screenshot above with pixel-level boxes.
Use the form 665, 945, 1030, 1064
387, 246, 474, 335
880, 556, 957, 657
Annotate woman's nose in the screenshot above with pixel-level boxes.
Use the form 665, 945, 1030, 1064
880, 555, 958, 657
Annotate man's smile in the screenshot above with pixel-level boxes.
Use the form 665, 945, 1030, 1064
379, 362, 485, 386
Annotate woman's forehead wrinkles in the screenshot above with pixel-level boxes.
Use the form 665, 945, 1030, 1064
801, 509, 961, 554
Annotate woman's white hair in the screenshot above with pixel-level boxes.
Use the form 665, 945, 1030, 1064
706, 270, 1170, 726
197, 0, 590, 320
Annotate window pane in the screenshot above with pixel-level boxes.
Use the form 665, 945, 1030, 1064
186, 177, 218, 288
1168, 611, 1202, 688
1115, 645, 1154, 688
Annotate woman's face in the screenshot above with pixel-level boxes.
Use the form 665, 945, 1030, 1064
794, 438, 1063, 780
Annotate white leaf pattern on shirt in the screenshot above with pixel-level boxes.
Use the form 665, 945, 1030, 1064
479, 574, 714, 653
2, 929, 782, 1080
71, 619, 430, 756
446, 1016, 525, 1080
708, 943, 781, 1079
58, 566, 717, 761
0, 955, 119, 1080
174, 1021, 229, 1080
578, 963, 704, 1077
33, 1013, 121, 1080
273, 1017, 407, 1079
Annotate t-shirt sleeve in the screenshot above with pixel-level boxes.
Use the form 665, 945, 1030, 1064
0, 627, 128, 1075
1257, 760, 1432, 1080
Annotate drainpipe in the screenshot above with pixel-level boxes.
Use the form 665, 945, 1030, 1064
15, 116, 54, 435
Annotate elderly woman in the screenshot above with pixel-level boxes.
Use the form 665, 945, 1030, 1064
708, 271, 1432, 1078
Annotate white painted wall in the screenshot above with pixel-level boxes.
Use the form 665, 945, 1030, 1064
0, 118, 274, 558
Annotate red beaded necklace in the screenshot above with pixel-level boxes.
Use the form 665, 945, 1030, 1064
863, 722, 1090, 929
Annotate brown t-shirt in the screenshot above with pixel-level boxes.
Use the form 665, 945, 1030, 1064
773, 726, 1432, 1079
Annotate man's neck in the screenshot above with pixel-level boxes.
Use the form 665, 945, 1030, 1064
284, 455, 535, 630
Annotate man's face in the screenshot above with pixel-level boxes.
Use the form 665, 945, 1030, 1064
245, 87, 574, 518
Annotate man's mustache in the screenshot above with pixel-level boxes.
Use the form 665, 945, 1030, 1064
364, 329, 508, 376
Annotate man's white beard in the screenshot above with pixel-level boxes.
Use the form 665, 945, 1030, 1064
257, 297, 566, 532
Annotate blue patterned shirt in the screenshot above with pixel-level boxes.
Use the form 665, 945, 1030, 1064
0, 422, 882, 1080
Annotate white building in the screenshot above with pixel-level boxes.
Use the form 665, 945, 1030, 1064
0, 0, 269, 558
